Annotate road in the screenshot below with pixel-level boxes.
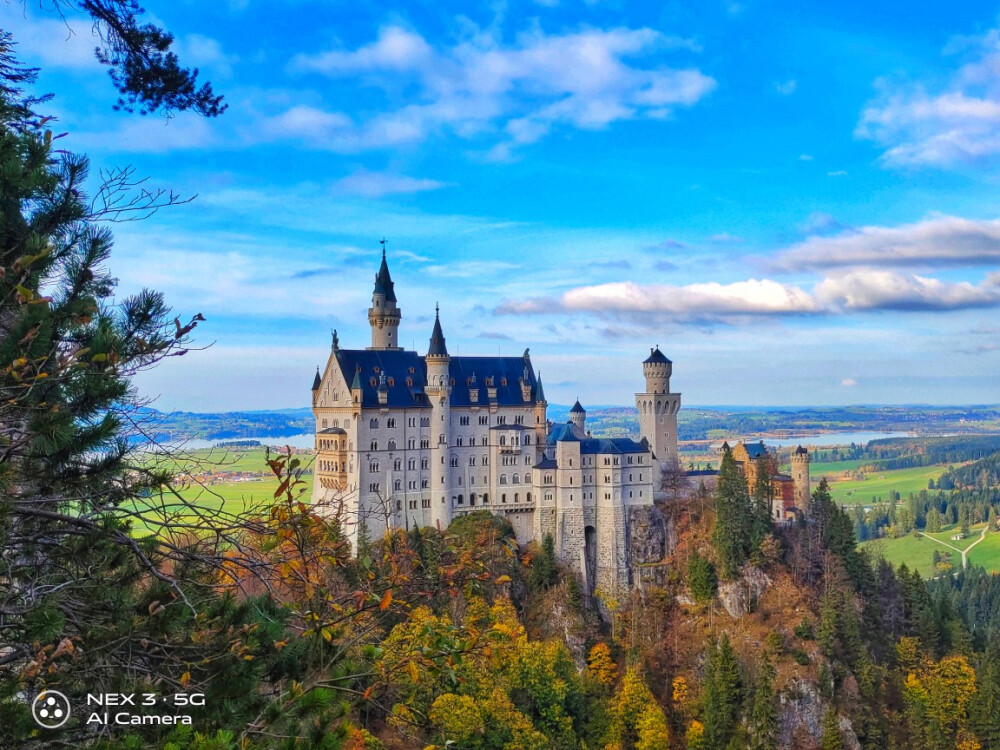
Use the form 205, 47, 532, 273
917, 524, 989, 570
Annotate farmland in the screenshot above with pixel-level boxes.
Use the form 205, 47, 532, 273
826, 464, 949, 505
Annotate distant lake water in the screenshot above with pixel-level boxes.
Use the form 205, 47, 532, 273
753, 431, 914, 448
163, 433, 316, 450
161, 430, 916, 452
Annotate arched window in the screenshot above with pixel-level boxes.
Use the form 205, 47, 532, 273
500, 436, 506, 446
394, 479, 401, 491
512, 474, 519, 484
370, 440, 378, 451
369, 461, 379, 473
482, 493, 489, 504
500, 475, 507, 485
370, 418, 378, 429
393, 459, 402, 471
514, 492, 519, 502
388, 440, 396, 450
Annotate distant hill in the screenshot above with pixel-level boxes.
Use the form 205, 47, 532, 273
134, 404, 1000, 443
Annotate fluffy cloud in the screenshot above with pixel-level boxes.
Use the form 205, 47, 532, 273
815, 269, 1000, 311
498, 270, 1000, 319
776, 215, 1000, 271
288, 24, 715, 155
498, 278, 818, 317
858, 27, 1000, 167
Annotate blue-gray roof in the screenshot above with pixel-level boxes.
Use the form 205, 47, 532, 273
570, 399, 585, 413
547, 422, 580, 444
534, 458, 558, 469
579, 437, 648, 455
331, 349, 540, 409
337, 350, 432, 409
742, 441, 770, 459
428, 310, 448, 357
643, 347, 672, 365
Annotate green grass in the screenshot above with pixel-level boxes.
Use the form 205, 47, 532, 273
863, 534, 945, 578
968, 529, 1000, 570
863, 523, 997, 577
143, 446, 304, 476
827, 465, 948, 505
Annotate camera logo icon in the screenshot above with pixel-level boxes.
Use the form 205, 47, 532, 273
32, 690, 71, 729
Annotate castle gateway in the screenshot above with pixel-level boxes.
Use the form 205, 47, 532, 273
310, 250, 679, 591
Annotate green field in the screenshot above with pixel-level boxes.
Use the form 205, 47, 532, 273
144, 446, 309, 476
863, 524, 995, 577
827, 465, 948, 505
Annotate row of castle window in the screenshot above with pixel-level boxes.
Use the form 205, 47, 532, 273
319, 460, 351, 472
367, 435, 533, 451
363, 414, 531, 430
320, 419, 348, 429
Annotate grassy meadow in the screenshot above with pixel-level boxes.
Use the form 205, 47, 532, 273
826, 465, 948, 505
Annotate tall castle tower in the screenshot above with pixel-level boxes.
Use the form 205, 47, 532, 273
569, 400, 586, 434
635, 347, 681, 464
368, 245, 402, 350
791, 446, 811, 511
425, 305, 451, 530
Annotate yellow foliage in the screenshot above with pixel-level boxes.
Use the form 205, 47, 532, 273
606, 665, 670, 749
429, 694, 483, 742
686, 720, 705, 750
671, 675, 690, 708
588, 642, 618, 686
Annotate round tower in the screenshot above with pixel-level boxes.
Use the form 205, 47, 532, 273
368, 245, 402, 350
642, 346, 672, 393
635, 346, 681, 465
791, 446, 811, 512
425, 305, 452, 531
569, 400, 586, 434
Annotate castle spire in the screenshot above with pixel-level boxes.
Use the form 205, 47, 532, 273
368, 240, 402, 350
428, 303, 448, 357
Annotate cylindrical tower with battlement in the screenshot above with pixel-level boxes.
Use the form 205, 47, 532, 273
635, 347, 681, 468
791, 446, 810, 512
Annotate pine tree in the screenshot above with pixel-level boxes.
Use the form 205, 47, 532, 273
747, 654, 778, 750
531, 533, 558, 589
713, 448, 753, 579
688, 550, 719, 603
702, 633, 743, 750
820, 706, 844, 750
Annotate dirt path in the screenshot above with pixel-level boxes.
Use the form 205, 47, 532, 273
918, 525, 989, 570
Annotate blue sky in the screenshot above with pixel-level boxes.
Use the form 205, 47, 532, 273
8, 0, 1000, 410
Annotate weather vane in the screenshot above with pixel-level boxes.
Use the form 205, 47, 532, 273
379, 237, 388, 257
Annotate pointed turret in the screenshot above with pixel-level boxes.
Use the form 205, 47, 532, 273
311, 367, 322, 391
373, 246, 397, 302
368, 241, 402, 350
535, 373, 546, 403
427, 304, 449, 358
569, 399, 586, 433
351, 366, 362, 391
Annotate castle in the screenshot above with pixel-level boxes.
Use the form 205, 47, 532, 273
310, 249, 681, 592
725, 440, 811, 521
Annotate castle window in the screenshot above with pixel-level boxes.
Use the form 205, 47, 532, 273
332, 419, 339, 427
388, 377, 394, 387
397, 500, 402, 510
421, 458, 429, 469
470, 456, 476, 466
409, 480, 416, 490
502, 494, 507, 503
479, 416, 489, 425
460, 416, 470, 426
500, 475, 507, 485
388, 440, 396, 450
421, 439, 429, 449
387, 418, 396, 428
370, 440, 378, 451
409, 367, 415, 373
500, 436, 506, 446
512, 474, 519, 484
629, 491, 633, 498
369, 482, 380, 492
450, 457, 459, 468
629, 473, 633, 481
527, 492, 532, 502
439, 434, 446, 444
322, 419, 328, 428
333, 392, 339, 401
525, 456, 531, 464
369, 461, 379, 472
482, 493, 489, 504
497, 416, 506, 425
525, 473, 531, 483
457, 437, 463, 446
408, 417, 416, 427
483, 475, 488, 484
421, 479, 429, 488
344, 421, 350, 429
394, 459, 402, 471
514, 493, 519, 502
450, 378, 456, 386
370, 377, 377, 387
374, 366, 379, 373
408, 458, 416, 470
501, 378, 507, 386
524, 435, 531, 445
421, 418, 430, 427
545, 493, 552, 501
481, 437, 488, 446
408, 438, 416, 449
370, 418, 378, 429
394, 479, 401, 491
422, 498, 430, 508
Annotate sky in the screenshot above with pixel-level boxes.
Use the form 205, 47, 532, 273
7, 0, 1000, 410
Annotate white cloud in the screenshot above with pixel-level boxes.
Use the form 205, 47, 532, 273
858, 27, 1000, 167
173, 34, 239, 78
6, 15, 100, 71
71, 115, 217, 153
775, 79, 797, 95
498, 268, 1000, 320
334, 170, 449, 197
827, 170, 847, 176
815, 269, 1000, 311
798, 153, 814, 161
775, 215, 1000, 271
287, 24, 715, 155
841, 378, 858, 387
